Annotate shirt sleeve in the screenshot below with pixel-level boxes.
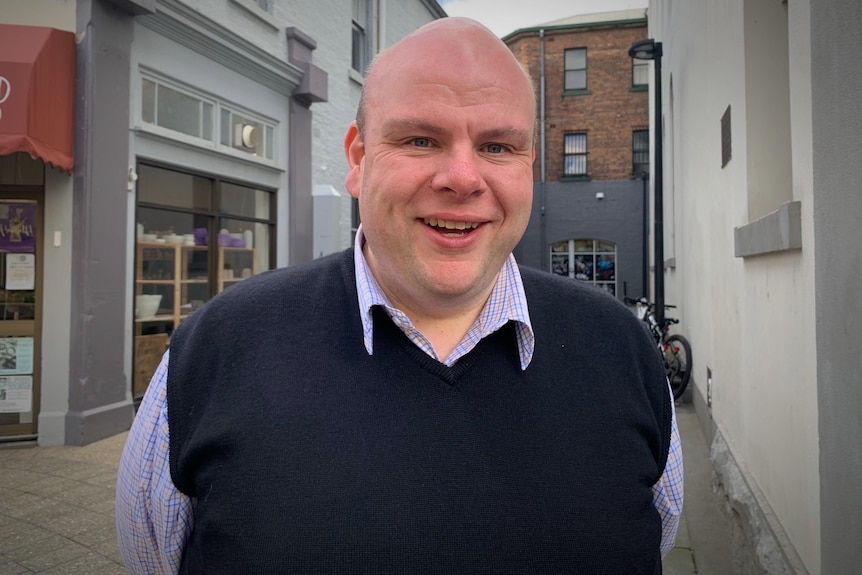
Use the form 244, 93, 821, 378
116, 350, 193, 575
651, 388, 684, 557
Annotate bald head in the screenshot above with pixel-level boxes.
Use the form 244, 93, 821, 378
356, 17, 536, 140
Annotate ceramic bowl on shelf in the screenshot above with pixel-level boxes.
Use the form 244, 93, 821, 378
135, 294, 163, 320
140, 233, 157, 242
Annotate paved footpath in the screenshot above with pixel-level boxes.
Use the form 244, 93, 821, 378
0, 401, 733, 574
0, 432, 128, 574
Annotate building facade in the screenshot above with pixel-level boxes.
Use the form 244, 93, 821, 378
0, 0, 444, 446
505, 10, 651, 301
648, 0, 862, 572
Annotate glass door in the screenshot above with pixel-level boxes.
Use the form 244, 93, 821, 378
0, 196, 42, 439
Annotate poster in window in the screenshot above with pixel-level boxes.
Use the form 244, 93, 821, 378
0, 203, 37, 253
5, 253, 35, 290
0, 375, 32, 413
0, 337, 34, 375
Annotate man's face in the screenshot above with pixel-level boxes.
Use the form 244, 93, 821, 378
345, 24, 536, 314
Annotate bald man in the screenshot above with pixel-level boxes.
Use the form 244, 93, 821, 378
117, 18, 682, 574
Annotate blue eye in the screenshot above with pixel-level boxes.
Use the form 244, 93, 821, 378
486, 144, 506, 154
412, 138, 431, 147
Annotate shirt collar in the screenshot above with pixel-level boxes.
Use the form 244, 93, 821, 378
353, 225, 535, 370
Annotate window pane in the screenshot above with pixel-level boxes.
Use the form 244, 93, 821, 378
156, 85, 202, 138
565, 70, 586, 90
564, 155, 587, 176
596, 254, 615, 280
202, 102, 213, 141
137, 165, 212, 210
220, 182, 271, 219
633, 60, 649, 86
218, 218, 271, 281
142, 79, 155, 124
633, 129, 650, 174
265, 125, 274, 160
574, 255, 593, 281
565, 48, 585, 70
574, 240, 592, 252
220, 109, 231, 146
352, 24, 366, 72
564, 134, 586, 153
550, 241, 569, 253
596, 240, 615, 252
228, 114, 265, 156
551, 254, 569, 277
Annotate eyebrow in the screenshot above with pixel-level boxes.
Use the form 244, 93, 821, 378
380, 118, 532, 147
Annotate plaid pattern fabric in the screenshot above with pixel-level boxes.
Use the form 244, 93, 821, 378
354, 228, 534, 370
115, 231, 683, 572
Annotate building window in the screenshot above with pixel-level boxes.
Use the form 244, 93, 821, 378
632, 129, 650, 175
721, 105, 732, 168
632, 59, 649, 87
141, 74, 276, 161
563, 132, 588, 176
564, 48, 587, 90
133, 164, 277, 398
352, 0, 368, 73
550, 239, 617, 296
219, 108, 275, 160
142, 78, 214, 141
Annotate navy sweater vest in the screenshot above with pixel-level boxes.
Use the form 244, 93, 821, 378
168, 249, 671, 574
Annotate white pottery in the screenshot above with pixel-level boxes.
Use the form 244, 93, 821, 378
135, 294, 163, 319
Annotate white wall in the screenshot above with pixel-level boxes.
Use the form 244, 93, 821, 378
652, 0, 820, 570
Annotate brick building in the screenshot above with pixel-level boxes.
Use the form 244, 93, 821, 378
505, 9, 651, 301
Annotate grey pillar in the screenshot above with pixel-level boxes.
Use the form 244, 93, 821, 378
67, 0, 152, 445
286, 27, 327, 265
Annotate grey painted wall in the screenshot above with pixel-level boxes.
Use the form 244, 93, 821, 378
69, 0, 137, 445
812, 0, 862, 569
515, 179, 648, 302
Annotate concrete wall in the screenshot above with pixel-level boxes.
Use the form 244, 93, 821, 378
810, 0, 862, 571
516, 180, 647, 302
651, 0, 820, 571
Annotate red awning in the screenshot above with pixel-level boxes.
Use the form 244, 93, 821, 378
0, 24, 76, 172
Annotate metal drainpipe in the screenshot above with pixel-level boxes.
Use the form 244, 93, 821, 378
539, 28, 547, 271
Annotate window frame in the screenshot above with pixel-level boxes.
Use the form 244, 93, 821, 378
632, 129, 650, 176
550, 239, 617, 296
351, 0, 368, 74
632, 59, 649, 89
563, 132, 588, 177
564, 47, 587, 91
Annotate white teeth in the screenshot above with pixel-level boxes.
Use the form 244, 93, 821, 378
424, 218, 480, 230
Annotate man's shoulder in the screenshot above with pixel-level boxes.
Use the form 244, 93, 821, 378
216, 249, 352, 301
519, 265, 619, 306
178, 249, 354, 331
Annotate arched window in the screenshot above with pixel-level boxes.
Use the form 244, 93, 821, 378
550, 239, 617, 296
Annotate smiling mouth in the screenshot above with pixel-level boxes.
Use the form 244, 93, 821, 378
424, 218, 481, 237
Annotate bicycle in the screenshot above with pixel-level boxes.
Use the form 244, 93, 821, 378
624, 296, 692, 400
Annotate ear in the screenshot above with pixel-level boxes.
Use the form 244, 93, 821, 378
344, 121, 365, 199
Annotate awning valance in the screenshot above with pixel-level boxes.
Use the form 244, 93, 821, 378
0, 24, 75, 173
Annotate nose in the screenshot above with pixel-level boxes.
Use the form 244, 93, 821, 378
431, 148, 485, 198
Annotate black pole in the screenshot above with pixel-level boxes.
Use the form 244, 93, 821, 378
641, 172, 649, 298
653, 42, 665, 328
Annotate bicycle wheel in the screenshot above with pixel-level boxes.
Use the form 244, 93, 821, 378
664, 334, 692, 400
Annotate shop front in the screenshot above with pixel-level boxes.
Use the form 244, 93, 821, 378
0, 24, 74, 441
132, 163, 276, 400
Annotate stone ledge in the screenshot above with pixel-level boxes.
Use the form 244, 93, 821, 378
734, 200, 802, 258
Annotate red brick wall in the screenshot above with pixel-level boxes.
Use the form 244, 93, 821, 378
507, 23, 650, 182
